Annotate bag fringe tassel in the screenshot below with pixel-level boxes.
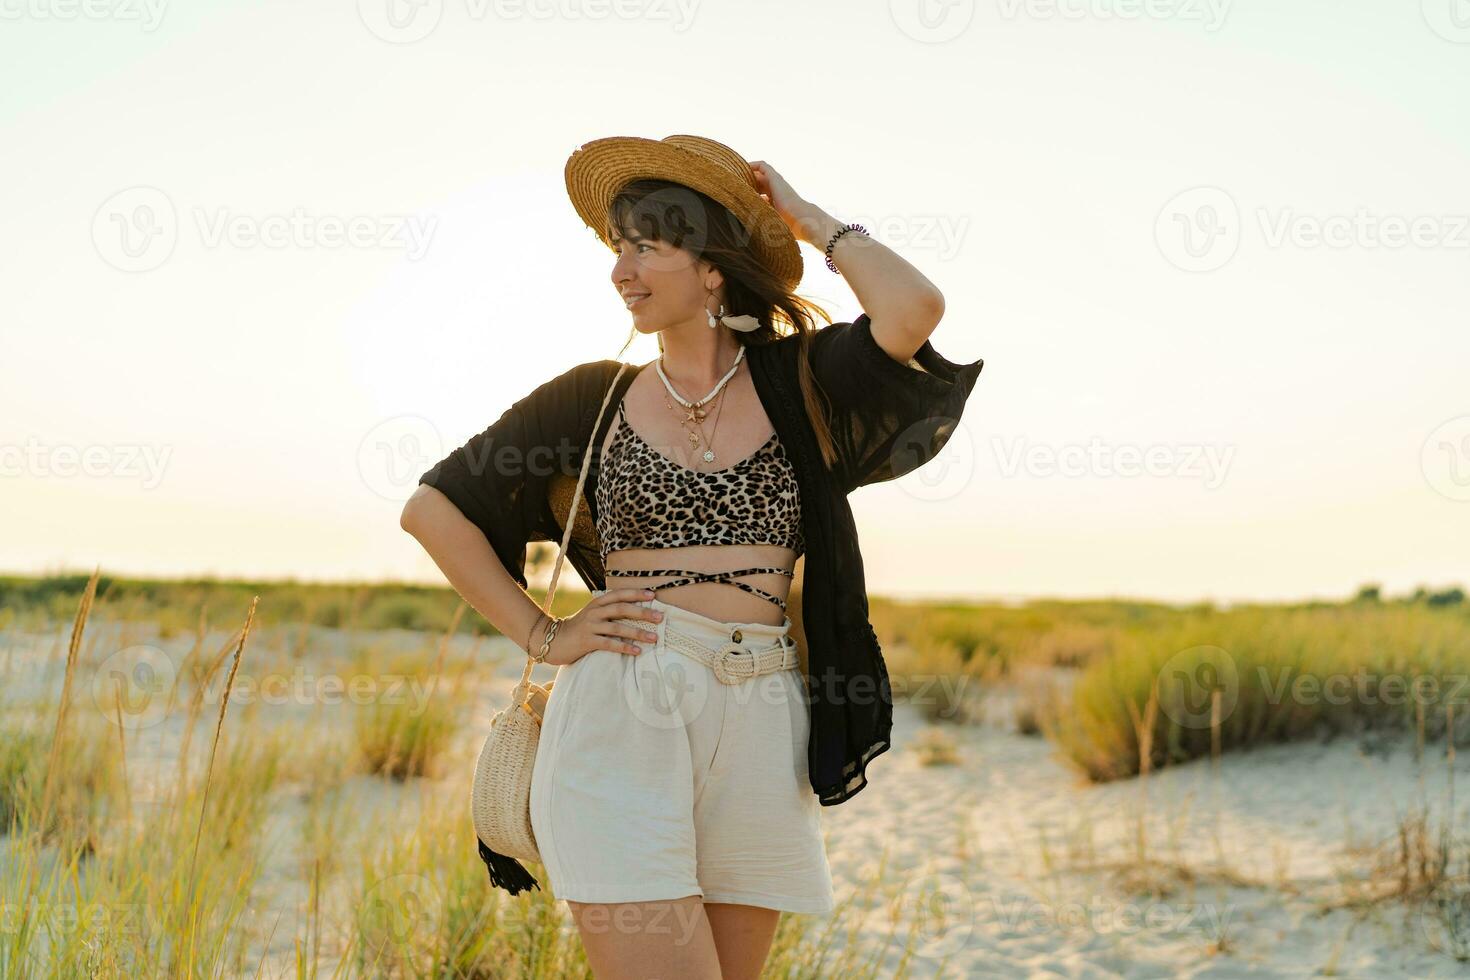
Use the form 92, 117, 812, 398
477, 838, 541, 895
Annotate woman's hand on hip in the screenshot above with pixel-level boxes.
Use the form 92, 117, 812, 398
541, 588, 664, 667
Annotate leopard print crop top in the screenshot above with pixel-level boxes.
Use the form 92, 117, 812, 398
594, 399, 805, 609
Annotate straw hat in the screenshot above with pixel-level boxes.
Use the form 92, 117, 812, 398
564, 134, 804, 292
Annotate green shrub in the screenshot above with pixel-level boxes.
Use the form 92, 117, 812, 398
1047, 605, 1470, 782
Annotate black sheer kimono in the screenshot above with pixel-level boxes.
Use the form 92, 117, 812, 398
419, 313, 984, 892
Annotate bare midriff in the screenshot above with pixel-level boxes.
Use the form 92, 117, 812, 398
605, 542, 798, 627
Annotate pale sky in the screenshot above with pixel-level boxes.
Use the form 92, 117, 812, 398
3, 0, 1467, 604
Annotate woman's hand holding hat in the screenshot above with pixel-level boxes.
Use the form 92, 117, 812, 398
749, 160, 821, 246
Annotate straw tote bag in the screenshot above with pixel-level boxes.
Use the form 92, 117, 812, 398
471, 361, 630, 894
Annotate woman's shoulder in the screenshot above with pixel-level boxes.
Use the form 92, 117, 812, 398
749, 324, 832, 363
510, 358, 639, 434
751, 322, 871, 383
764, 319, 862, 353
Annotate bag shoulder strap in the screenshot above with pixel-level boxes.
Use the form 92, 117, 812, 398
510, 361, 631, 702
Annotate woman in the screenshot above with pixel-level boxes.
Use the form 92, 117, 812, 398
403, 135, 983, 980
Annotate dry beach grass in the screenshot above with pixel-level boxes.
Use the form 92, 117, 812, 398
3, 572, 1470, 976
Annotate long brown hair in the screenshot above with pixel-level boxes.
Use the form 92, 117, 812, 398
607, 179, 840, 470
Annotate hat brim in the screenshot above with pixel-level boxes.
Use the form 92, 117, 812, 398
564, 136, 803, 292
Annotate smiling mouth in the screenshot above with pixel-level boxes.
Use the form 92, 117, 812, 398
624, 294, 650, 308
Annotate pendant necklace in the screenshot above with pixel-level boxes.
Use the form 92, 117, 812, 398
664, 384, 728, 469
655, 345, 744, 465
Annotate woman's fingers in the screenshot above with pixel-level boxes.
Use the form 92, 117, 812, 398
574, 589, 663, 657
591, 631, 644, 655
598, 600, 664, 624
603, 621, 659, 644
589, 618, 657, 656
596, 587, 656, 605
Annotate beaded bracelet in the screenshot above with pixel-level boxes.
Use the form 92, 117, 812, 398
824, 223, 868, 274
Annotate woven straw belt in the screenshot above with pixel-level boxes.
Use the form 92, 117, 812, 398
609, 616, 799, 685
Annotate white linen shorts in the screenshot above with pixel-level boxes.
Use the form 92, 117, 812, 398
528, 590, 835, 915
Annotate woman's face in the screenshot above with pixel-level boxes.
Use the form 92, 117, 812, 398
609, 230, 712, 335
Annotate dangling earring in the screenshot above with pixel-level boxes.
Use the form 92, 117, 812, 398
705, 286, 762, 333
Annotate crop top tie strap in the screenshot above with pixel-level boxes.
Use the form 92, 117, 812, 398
609, 567, 796, 612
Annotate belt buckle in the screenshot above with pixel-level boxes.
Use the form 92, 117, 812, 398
713, 654, 733, 685
715, 642, 749, 685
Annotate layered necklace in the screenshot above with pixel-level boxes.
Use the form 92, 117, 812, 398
654, 345, 746, 468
